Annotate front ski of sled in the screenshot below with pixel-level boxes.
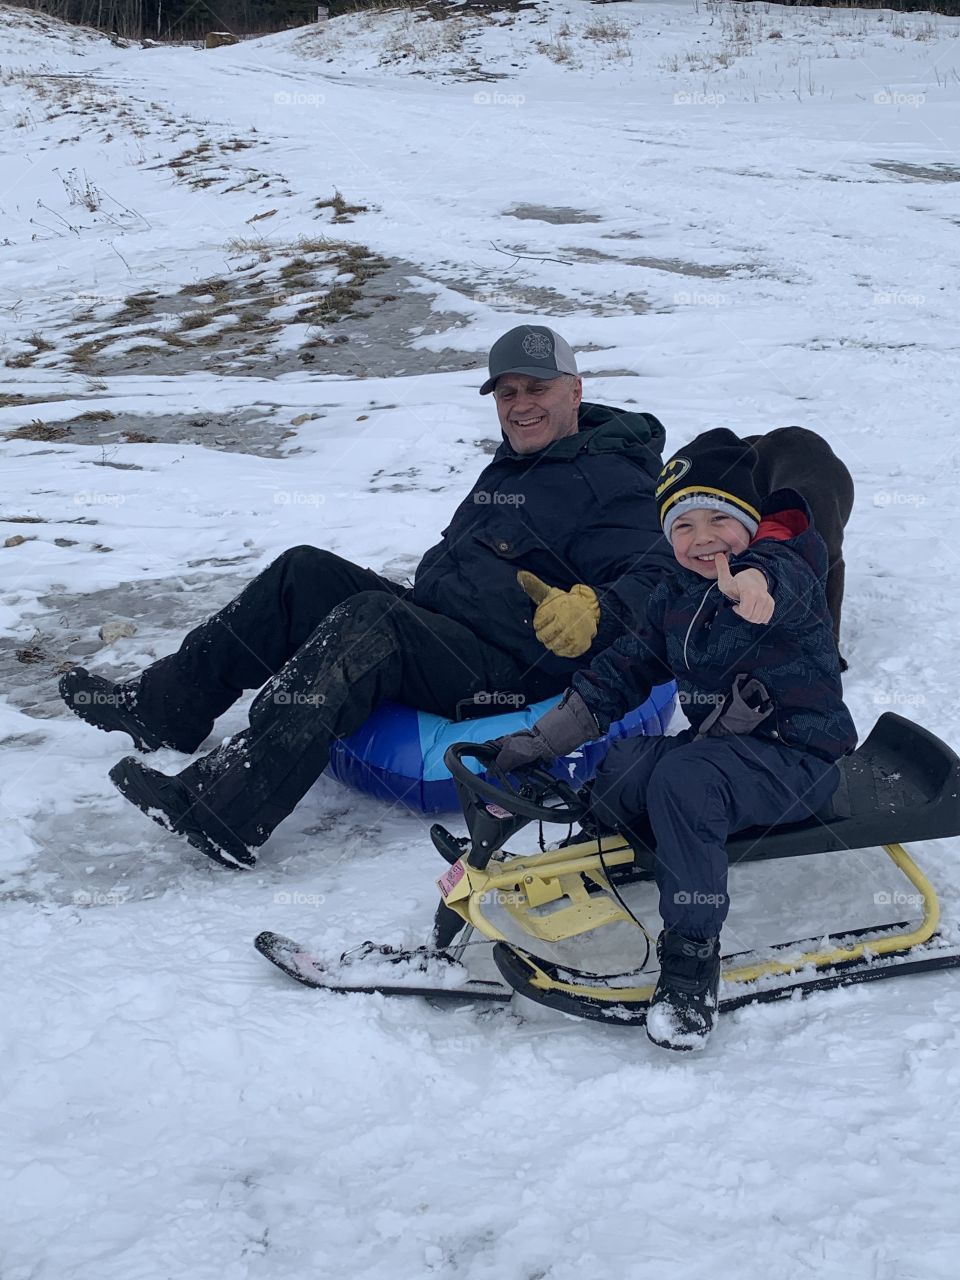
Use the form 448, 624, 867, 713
254, 931, 513, 1004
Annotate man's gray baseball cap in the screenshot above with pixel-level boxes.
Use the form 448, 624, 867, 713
479, 324, 579, 395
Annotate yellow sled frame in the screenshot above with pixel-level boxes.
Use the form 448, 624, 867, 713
439, 835, 940, 1002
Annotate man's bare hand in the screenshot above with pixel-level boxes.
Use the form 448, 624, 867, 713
714, 554, 774, 625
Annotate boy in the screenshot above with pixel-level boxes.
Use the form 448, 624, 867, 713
491, 428, 857, 1052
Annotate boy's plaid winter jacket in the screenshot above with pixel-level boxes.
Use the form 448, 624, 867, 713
571, 489, 857, 762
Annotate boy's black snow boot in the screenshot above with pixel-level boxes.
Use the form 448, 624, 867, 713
59, 667, 184, 754
109, 756, 256, 870
646, 930, 721, 1052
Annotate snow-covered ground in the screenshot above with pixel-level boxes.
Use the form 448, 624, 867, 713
3, 1, 960, 1275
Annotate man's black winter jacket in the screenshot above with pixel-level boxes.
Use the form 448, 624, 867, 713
412, 401, 674, 683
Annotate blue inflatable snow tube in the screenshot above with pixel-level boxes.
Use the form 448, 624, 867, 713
325, 682, 677, 813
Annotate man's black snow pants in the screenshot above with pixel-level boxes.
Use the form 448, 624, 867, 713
588, 732, 840, 940
132, 546, 561, 848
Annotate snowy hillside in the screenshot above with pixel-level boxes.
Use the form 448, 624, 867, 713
2, 0, 960, 1275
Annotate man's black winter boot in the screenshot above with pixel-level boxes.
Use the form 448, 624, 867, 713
60, 667, 174, 754
647, 930, 721, 1052
109, 756, 256, 870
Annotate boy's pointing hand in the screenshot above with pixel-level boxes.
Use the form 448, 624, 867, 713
715, 554, 774, 625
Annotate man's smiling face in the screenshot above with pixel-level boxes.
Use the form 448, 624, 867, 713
493, 373, 583, 455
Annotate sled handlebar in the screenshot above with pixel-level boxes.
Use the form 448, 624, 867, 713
444, 741, 586, 827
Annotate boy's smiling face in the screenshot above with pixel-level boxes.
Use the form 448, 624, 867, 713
670, 506, 752, 578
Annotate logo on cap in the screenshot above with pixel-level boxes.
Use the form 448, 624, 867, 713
521, 332, 553, 360
656, 456, 692, 498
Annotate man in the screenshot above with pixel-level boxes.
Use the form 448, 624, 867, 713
60, 324, 674, 868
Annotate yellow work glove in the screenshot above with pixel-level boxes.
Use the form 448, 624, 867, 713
517, 570, 600, 659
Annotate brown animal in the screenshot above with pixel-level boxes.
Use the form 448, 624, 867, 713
743, 427, 854, 669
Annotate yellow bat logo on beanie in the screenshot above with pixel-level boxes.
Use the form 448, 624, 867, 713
656, 456, 691, 499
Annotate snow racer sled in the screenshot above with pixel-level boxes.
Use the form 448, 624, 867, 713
256, 712, 960, 1024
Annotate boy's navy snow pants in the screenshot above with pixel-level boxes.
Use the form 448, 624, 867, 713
588, 732, 841, 940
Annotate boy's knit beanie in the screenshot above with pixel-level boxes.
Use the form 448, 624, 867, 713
657, 428, 763, 540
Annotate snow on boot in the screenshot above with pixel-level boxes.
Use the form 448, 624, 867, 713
59, 667, 169, 753
109, 756, 256, 870
646, 931, 720, 1052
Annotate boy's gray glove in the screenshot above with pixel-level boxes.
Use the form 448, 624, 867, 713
491, 690, 600, 773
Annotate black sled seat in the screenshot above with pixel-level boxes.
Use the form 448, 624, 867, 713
727, 712, 960, 865
613, 712, 960, 875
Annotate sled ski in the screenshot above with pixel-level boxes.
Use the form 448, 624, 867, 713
254, 931, 512, 1004
492, 928, 960, 1025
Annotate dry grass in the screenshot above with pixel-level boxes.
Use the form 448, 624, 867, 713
7, 420, 70, 442
15, 635, 46, 664
223, 236, 273, 261
315, 190, 369, 222
295, 282, 364, 325
189, 331, 230, 348
280, 256, 312, 281
179, 310, 220, 331
582, 18, 630, 43
68, 409, 117, 423
381, 11, 472, 61
180, 277, 232, 301
115, 293, 158, 321
50, 227, 391, 374
69, 337, 114, 366
166, 135, 275, 194
536, 36, 576, 65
